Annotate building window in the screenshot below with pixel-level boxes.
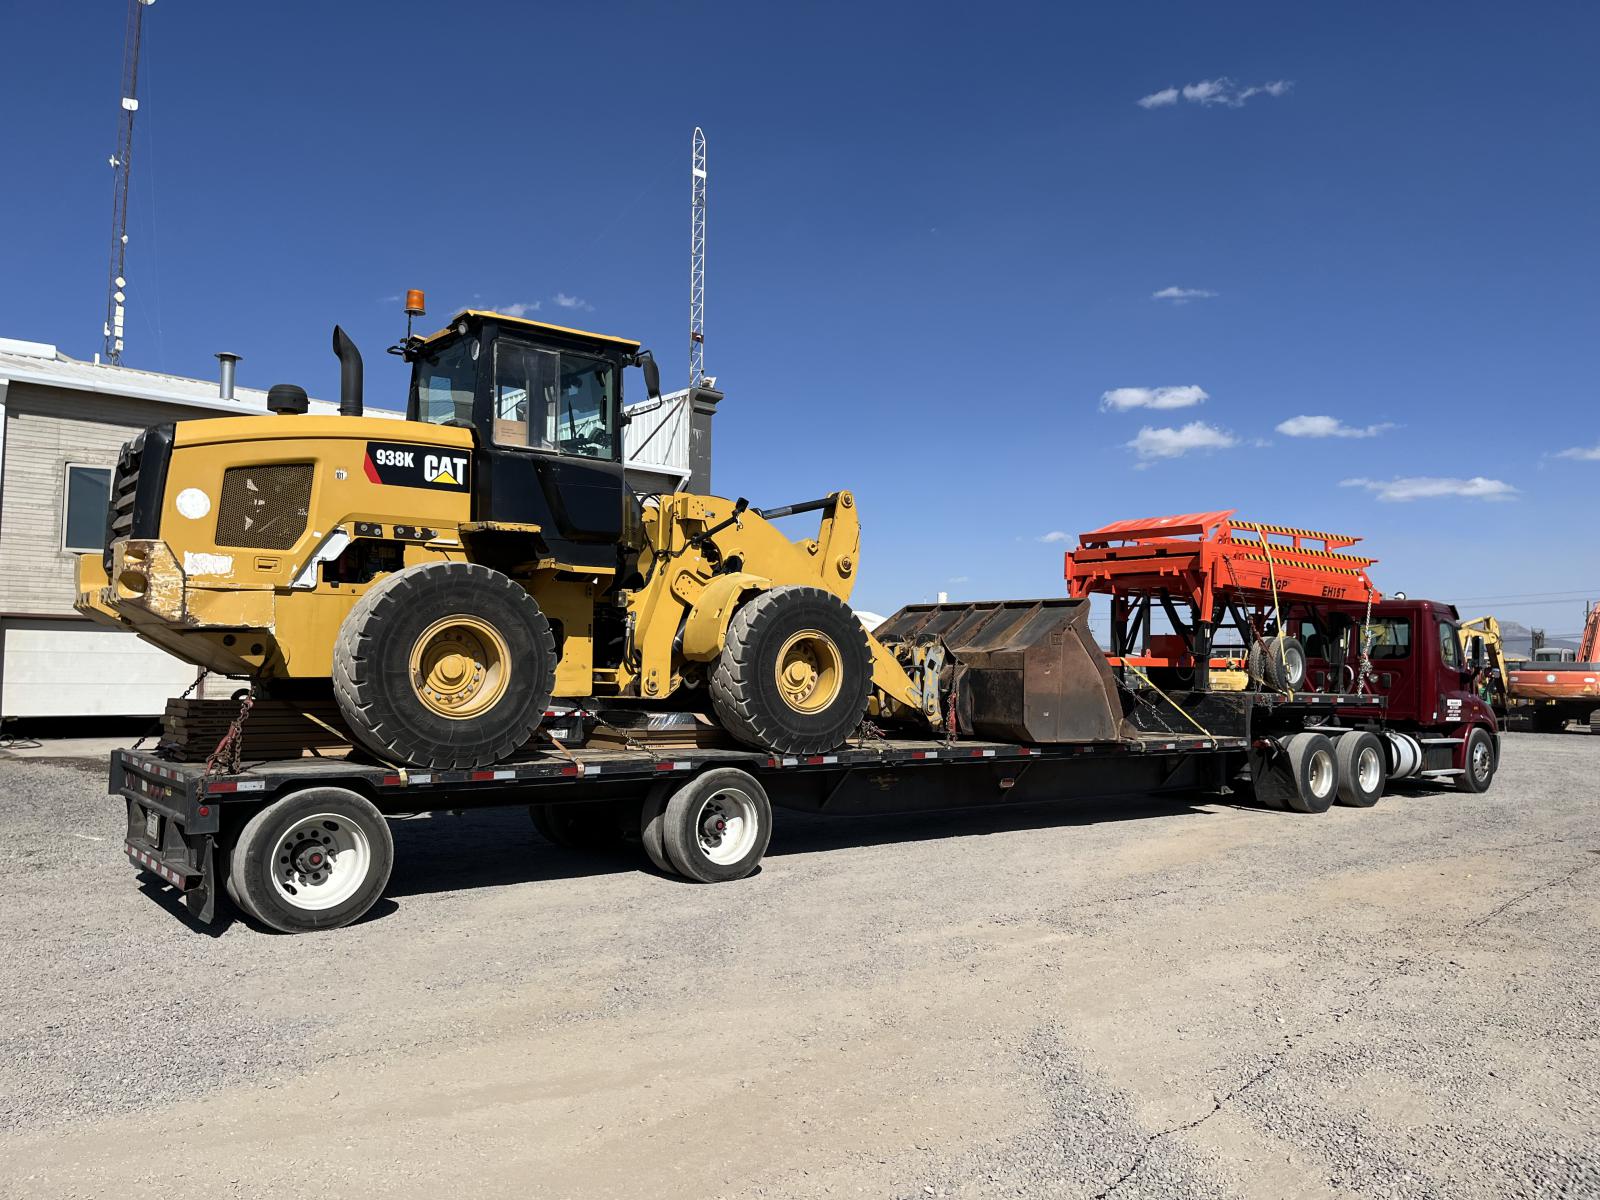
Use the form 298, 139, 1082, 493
62, 464, 112, 552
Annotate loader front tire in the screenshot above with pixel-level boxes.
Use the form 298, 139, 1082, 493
333, 562, 556, 770
710, 586, 872, 756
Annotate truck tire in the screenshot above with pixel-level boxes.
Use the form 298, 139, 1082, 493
333, 562, 556, 770
1256, 731, 1338, 813
1456, 727, 1497, 793
1590, 708, 1600, 735
1247, 636, 1307, 692
639, 783, 676, 876
660, 769, 773, 883
710, 586, 872, 756
1334, 731, 1386, 807
530, 802, 628, 851
229, 787, 393, 933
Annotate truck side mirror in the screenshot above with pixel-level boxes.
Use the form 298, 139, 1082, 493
641, 354, 661, 401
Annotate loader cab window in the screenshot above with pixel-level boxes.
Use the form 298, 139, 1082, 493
410, 338, 477, 426
492, 338, 618, 461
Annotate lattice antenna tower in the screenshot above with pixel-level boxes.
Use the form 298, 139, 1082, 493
104, 0, 155, 364
689, 127, 707, 388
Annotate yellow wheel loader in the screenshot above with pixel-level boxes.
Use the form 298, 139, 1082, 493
77, 308, 942, 768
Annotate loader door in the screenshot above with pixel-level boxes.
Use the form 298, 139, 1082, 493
475, 336, 626, 566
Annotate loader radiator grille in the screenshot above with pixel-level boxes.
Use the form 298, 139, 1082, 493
215, 463, 314, 550
102, 424, 175, 573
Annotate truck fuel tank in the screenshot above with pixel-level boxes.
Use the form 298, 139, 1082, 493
875, 598, 1130, 744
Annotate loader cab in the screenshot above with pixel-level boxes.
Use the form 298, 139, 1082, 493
405, 311, 647, 569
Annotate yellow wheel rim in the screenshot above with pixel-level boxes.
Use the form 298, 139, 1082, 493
774, 629, 843, 715
409, 615, 511, 720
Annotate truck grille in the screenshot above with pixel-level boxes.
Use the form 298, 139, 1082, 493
103, 424, 176, 572
215, 464, 314, 549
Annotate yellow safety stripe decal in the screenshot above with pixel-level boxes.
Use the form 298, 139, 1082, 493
1231, 520, 1353, 542
1235, 554, 1370, 576
1226, 539, 1374, 566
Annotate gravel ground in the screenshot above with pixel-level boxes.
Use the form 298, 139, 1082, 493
1, 731, 1597, 1198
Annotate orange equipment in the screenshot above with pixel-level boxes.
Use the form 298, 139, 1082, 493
1065, 510, 1381, 690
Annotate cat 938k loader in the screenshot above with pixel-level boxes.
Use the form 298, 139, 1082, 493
75, 307, 972, 768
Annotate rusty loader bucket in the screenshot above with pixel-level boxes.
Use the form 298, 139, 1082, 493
875, 598, 1130, 744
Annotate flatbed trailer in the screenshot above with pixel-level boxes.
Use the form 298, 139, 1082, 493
108, 686, 1501, 934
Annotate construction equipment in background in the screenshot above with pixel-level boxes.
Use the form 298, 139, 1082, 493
1459, 615, 1512, 715
1503, 602, 1600, 732
77, 303, 963, 769
1065, 511, 1381, 694
103, 0, 156, 364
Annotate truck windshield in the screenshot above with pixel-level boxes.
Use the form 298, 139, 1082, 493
1363, 618, 1411, 660
410, 339, 476, 425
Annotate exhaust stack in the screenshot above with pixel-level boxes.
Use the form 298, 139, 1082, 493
332, 325, 363, 417
215, 351, 240, 400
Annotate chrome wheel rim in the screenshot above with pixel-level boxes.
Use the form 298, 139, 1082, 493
1307, 749, 1335, 800
1357, 745, 1383, 793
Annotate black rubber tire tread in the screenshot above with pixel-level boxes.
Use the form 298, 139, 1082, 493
639, 783, 675, 876
1456, 726, 1498, 793
1247, 636, 1307, 692
1281, 731, 1337, 814
1590, 708, 1600, 735
1334, 731, 1386, 807
661, 769, 773, 884
529, 802, 627, 851
230, 787, 394, 933
332, 561, 556, 770
709, 586, 872, 756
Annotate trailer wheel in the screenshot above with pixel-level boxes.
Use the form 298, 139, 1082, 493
230, 788, 393, 933
639, 783, 675, 876
660, 769, 773, 883
710, 586, 872, 756
529, 802, 627, 851
1334, 731, 1386, 807
333, 561, 557, 770
1247, 636, 1307, 692
1456, 727, 1497, 793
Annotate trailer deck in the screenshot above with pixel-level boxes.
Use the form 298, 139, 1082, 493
112, 689, 1394, 929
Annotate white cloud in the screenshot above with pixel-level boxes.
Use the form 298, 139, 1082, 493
1276, 414, 1395, 439
491, 301, 541, 317
1152, 286, 1218, 304
948, 575, 971, 583
378, 294, 402, 304
1127, 421, 1239, 461
1100, 385, 1209, 412
1340, 476, 1518, 502
553, 293, 594, 312
1037, 531, 1072, 544
1139, 77, 1293, 109
1555, 443, 1600, 461
1137, 87, 1180, 109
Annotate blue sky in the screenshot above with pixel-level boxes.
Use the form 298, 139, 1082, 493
2, 2, 1596, 635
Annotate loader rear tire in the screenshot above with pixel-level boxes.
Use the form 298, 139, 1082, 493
710, 586, 872, 756
333, 562, 556, 770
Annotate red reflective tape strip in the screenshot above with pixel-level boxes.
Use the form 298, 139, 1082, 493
381, 774, 403, 786
208, 782, 237, 793
470, 771, 496, 781
560, 765, 579, 776
655, 762, 675, 772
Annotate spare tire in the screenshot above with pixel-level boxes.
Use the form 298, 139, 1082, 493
1248, 635, 1307, 692
710, 586, 872, 755
333, 561, 556, 769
